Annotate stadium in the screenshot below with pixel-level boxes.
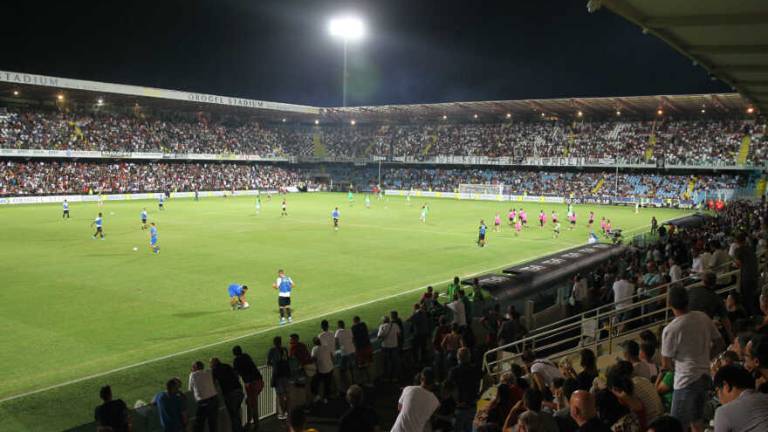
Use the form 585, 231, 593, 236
1, 1, 767, 432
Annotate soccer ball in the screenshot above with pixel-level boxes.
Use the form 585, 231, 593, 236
132, 247, 138, 251
242, 302, 250, 309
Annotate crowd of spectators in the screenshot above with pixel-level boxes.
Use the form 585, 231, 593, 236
0, 160, 304, 196
0, 159, 747, 201
2, 106, 764, 165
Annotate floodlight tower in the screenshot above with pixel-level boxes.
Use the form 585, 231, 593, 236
329, 16, 365, 107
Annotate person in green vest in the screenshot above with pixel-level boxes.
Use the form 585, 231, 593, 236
446, 276, 461, 300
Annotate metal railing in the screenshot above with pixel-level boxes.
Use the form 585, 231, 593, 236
481, 263, 745, 383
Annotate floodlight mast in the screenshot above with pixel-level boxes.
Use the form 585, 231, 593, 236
329, 16, 365, 107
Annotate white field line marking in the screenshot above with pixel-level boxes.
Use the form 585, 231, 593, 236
0, 216, 687, 404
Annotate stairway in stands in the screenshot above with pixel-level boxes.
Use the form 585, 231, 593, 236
737, 134, 751, 165
591, 177, 605, 194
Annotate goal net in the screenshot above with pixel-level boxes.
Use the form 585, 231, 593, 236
458, 184, 504, 195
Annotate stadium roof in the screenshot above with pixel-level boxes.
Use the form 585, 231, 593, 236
0, 69, 752, 124
588, 0, 768, 114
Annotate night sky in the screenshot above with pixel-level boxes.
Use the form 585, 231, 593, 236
2, 0, 730, 107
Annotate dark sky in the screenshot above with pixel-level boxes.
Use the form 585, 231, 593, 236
1, 0, 729, 107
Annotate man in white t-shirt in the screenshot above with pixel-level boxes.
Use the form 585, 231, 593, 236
668, 257, 682, 283
310, 336, 334, 404
335, 320, 356, 389
661, 286, 723, 432
521, 349, 563, 388
612, 272, 635, 331
378, 316, 401, 382
391, 368, 440, 432
318, 319, 334, 348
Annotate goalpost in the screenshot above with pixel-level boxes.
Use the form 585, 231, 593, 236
458, 184, 505, 196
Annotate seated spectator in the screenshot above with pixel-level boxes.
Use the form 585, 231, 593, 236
621, 340, 652, 381
503, 388, 558, 432
569, 390, 611, 432
647, 415, 683, 432
521, 349, 563, 390
153, 378, 187, 432
655, 368, 675, 411
606, 366, 648, 430
745, 334, 768, 392
595, 389, 641, 432
288, 406, 318, 432
94, 385, 130, 432
516, 410, 544, 432
613, 360, 664, 423
474, 383, 514, 430
639, 340, 659, 380
391, 367, 440, 432
338, 384, 379, 432
713, 364, 768, 431
552, 378, 579, 432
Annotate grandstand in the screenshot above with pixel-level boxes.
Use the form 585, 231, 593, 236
2, 1, 768, 431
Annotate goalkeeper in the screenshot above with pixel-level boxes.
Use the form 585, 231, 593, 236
228, 283, 249, 310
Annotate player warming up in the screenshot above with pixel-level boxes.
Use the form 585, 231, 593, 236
158, 195, 165, 211
62, 200, 70, 219
140, 208, 148, 230
514, 215, 522, 236
568, 211, 576, 230
228, 283, 249, 310
91, 212, 105, 240
420, 204, 428, 223
493, 213, 502, 232
553, 221, 561, 239
478, 220, 488, 247
273, 269, 295, 324
256, 196, 262, 214
587, 211, 595, 228
149, 222, 160, 254
331, 207, 340, 231
281, 199, 287, 216
365, 194, 371, 209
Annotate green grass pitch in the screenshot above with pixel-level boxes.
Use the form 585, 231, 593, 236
0, 192, 689, 430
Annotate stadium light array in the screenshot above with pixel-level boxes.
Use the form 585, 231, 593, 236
701, 109, 705, 114
747, 107, 755, 114
57, 94, 64, 101
656, 109, 663, 116
282, 118, 286, 123
350, 119, 356, 125
329, 16, 365, 41
506, 113, 511, 119
577, 111, 583, 117
616, 110, 621, 116
314, 119, 320, 125
13, 90, 19, 96
442, 115, 447, 120
97, 98, 104, 106
540, 112, 545, 118
473, 114, 478, 119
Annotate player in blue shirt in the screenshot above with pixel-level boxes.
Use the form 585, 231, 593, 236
91, 212, 104, 240
331, 207, 340, 231
477, 220, 487, 247
62, 200, 70, 219
158, 195, 165, 211
272, 269, 295, 324
149, 222, 159, 254
228, 283, 249, 310
140, 208, 148, 230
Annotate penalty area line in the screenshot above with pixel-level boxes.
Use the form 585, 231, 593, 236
0, 216, 684, 404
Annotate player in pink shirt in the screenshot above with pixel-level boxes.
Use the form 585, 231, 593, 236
551, 211, 558, 225
494, 213, 502, 232
605, 219, 612, 235
539, 210, 546, 228
520, 209, 527, 226
568, 212, 577, 230
514, 217, 522, 236
508, 209, 516, 226
600, 216, 607, 234
588, 211, 595, 228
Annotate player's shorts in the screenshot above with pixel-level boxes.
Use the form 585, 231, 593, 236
570, 220, 576, 225
478, 233, 486, 241
333, 218, 339, 225
141, 218, 147, 223
63, 210, 69, 214
278, 296, 291, 307
553, 219, 558, 223
150, 238, 158, 246
96, 227, 103, 232
494, 221, 500, 226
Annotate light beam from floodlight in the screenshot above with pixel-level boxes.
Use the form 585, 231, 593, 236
329, 16, 365, 107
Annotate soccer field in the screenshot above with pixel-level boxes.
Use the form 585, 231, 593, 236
0, 192, 689, 429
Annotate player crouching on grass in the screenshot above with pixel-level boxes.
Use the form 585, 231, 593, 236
228, 284, 249, 310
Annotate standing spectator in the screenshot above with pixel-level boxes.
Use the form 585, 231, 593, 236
351, 315, 373, 386
335, 320, 356, 392
153, 378, 187, 432
442, 323, 463, 369
391, 368, 440, 432
733, 233, 759, 316
390, 310, 405, 353
639, 341, 659, 380
432, 316, 452, 381
407, 302, 431, 366
447, 293, 467, 327
668, 257, 682, 283
377, 315, 401, 382
210, 357, 245, 432
497, 306, 527, 348
447, 276, 461, 301
612, 271, 635, 331
661, 286, 723, 431
575, 349, 599, 391
503, 389, 559, 432
188, 361, 219, 432
231, 345, 262, 429
569, 390, 611, 432
571, 274, 589, 313
318, 319, 334, 348
266, 336, 291, 420
288, 333, 314, 405
94, 385, 130, 432
310, 336, 334, 404
744, 334, 768, 392
338, 385, 379, 432
713, 364, 768, 431
445, 347, 480, 432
